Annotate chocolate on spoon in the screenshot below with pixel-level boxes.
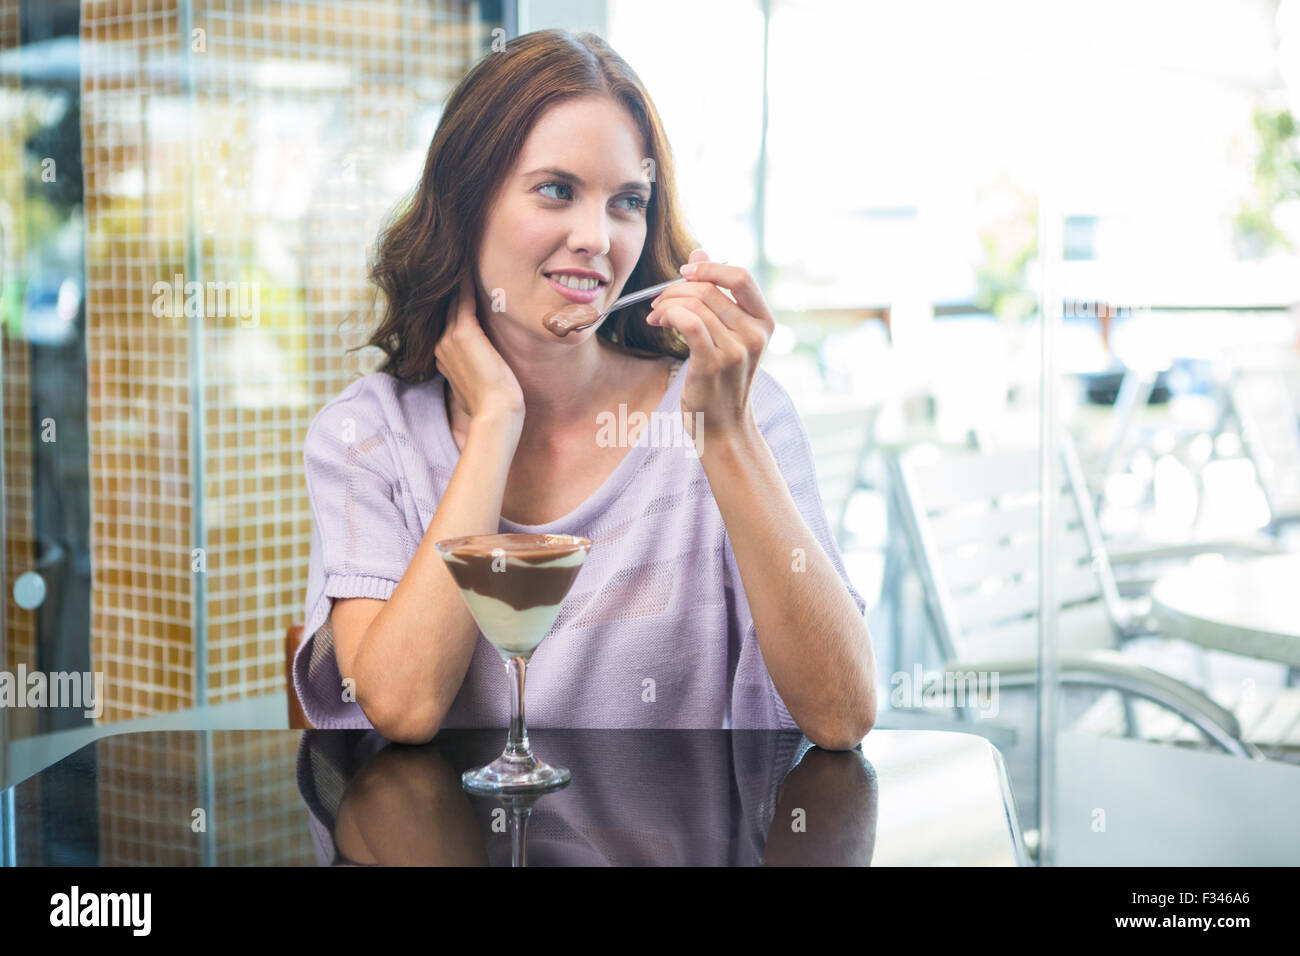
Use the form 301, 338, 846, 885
541, 273, 709, 339
543, 303, 598, 338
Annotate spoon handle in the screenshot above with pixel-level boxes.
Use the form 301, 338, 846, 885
598, 276, 685, 319
600, 260, 730, 320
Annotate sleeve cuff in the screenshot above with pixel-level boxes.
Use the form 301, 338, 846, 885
323, 573, 399, 602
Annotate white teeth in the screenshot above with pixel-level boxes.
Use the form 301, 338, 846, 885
548, 274, 599, 291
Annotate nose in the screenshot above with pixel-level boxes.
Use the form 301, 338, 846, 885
565, 198, 612, 259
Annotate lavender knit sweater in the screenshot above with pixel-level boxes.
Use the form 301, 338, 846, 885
294, 355, 868, 732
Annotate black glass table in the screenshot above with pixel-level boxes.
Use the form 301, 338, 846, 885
4, 728, 1026, 866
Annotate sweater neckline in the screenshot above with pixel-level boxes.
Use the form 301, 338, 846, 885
430, 356, 689, 533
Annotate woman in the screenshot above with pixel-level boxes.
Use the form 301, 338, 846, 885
296, 29, 876, 749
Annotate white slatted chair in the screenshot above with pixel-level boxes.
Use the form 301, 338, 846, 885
1066, 426, 1300, 754
797, 401, 881, 549
888, 441, 1275, 759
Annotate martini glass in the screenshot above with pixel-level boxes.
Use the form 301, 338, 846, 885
435, 532, 591, 794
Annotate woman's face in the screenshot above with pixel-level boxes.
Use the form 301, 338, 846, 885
475, 95, 652, 338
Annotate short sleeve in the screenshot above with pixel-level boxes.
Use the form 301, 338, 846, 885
304, 403, 414, 599
295, 399, 414, 729
726, 372, 870, 731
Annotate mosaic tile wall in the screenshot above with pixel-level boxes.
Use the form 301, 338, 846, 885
83, 0, 193, 722
1, 0, 38, 743
79, 0, 488, 721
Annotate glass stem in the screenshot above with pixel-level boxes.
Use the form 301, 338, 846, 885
504, 655, 532, 761
511, 806, 530, 867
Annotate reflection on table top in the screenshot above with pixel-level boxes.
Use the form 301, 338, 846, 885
1151, 554, 1300, 666
5, 728, 1026, 867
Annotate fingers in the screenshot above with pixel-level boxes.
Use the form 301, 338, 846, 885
678, 259, 773, 330
444, 285, 460, 334
650, 299, 746, 366
457, 273, 477, 327
443, 273, 478, 340
651, 301, 717, 356
654, 250, 770, 354
653, 281, 745, 332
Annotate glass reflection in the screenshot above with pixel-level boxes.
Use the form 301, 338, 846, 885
297, 729, 879, 867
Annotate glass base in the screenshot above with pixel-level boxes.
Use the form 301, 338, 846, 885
461, 752, 571, 795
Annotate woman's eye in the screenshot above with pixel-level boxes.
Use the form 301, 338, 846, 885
537, 183, 647, 213
537, 182, 572, 201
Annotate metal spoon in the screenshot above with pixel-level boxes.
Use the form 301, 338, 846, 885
544, 261, 729, 336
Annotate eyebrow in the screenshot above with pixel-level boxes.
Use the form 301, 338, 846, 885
522, 166, 652, 196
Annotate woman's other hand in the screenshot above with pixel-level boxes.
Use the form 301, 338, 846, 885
435, 272, 527, 425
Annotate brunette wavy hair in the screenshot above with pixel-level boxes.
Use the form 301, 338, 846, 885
353, 29, 696, 384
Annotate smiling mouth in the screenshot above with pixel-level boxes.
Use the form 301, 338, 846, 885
542, 273, 607, 307
543, 273, 607, 291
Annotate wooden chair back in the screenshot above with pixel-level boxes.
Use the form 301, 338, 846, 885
286, 623, 313, 729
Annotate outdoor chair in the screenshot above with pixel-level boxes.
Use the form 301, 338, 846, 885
885, 437, 1300, 758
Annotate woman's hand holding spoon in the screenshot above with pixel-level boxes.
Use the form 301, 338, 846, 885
542, 261, 728, 337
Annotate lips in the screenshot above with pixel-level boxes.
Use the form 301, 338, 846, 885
544, 273, 605, 305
